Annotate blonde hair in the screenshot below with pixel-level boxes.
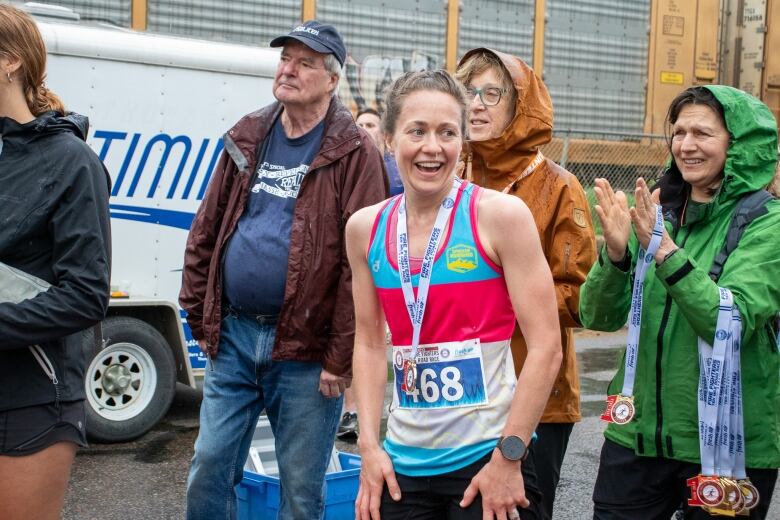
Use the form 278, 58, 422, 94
0, 4, 65, 115
455, 50, 516, 108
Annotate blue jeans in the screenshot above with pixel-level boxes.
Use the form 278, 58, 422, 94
186, 312, 343, 520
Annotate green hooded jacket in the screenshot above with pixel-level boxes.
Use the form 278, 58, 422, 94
580, 85, 780, 468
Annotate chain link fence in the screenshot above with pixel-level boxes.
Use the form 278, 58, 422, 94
540, 131, 670, 235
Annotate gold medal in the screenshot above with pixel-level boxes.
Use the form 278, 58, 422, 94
601, 394, 636, 424
697, 476, 726, 508
610, 395, 635, 425
738, 480, 760, 511
720, 478, 744, 512
402, 359, 417, 394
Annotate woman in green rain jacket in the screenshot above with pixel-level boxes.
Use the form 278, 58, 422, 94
581, 85, 779, 518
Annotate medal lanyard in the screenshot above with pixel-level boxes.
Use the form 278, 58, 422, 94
397, 178, 460, 361
501, 151, 544, 194
731, 311, 746, 480
697, 287, 744, 477
620, 206, 664, 397
715, 310, 734, 477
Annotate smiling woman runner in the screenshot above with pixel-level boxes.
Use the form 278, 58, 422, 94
346, 69, 562, 520
0, 4, 111, 520
581, 85, 780, 519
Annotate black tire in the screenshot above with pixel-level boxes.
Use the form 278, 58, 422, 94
83, 316, 176, 443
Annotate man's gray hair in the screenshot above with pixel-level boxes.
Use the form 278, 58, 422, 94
324, 54, 342, 79
323, 53, 342, 96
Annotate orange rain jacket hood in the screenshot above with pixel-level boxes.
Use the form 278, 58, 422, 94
460, 49, 597, 423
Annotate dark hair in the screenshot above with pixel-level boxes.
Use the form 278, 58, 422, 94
0, 4, 65, 116
658, 86, 727, 213
665, 87, 726, 137
382, 70, 468, 137
356, 107, 380, 119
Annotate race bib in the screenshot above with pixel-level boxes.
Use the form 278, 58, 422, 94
392, 339, 488, 409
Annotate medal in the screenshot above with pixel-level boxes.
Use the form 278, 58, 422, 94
401, 359, 417, 394
601, 394, 635, 424
690, 289, 758, 515
696, 476, 726, 508
395, 180, 459, 401
738, 480, 759, 511
601, 207, 664, 425
720, 478, 744, 512
610, 395, 635, 424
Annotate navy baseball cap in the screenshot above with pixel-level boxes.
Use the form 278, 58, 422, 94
270, 20, 347, 67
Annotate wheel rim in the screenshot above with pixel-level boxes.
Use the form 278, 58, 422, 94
86, 342, 158, 422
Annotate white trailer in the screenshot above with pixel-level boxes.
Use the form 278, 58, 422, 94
34, 5, 279, 442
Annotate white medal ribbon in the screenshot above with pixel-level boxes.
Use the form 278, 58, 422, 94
397, 178, 460, 361
731, 312, 746, 480
620, 206, 664, 397
697, 287, 745, 478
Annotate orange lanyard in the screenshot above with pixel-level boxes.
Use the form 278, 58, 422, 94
502, 151, 544, 194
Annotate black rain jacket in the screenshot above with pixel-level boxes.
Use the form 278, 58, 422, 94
0, 111, 111, 411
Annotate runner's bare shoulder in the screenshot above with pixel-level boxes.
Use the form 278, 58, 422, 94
346, 200, 389, 254
477, 188, 534, 229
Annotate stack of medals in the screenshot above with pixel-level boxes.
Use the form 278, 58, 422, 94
686, 287, 759, 516
601, 206, 664, 425
397, 178, 460, 394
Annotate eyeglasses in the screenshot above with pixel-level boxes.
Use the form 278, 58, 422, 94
465, 85, 507, 107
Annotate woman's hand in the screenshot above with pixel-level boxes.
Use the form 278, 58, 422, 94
460, 450, 528, 519
355, 445, 400, 520
629, 178, 678, 262
593, 178, 631, 262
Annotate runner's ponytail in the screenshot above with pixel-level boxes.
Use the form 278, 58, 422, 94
26, 80, 65, 116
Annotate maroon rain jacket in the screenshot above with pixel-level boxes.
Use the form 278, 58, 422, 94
179, 97, 388, 377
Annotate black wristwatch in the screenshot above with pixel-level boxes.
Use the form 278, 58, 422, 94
497, 435, 529, 462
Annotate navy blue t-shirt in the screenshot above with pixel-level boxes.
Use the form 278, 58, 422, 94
222, 117, 325, 315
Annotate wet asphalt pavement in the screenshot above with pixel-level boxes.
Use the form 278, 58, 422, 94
62, 330, 779, 519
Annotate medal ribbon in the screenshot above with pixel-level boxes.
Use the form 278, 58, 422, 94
620, 206, 664, 397
396, 178, 460, 361
501, 151, 544, 193
731, 311, 746, 480
697, 287, 744, 478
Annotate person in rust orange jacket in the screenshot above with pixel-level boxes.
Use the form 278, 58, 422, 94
456, 48, 597, 519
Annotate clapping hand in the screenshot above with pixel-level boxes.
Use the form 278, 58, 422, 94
629, 178, 659, 251
593, 178, 631, 262
630, 178, 677, 262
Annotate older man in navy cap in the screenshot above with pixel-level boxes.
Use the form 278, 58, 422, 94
180, 20, 387, 519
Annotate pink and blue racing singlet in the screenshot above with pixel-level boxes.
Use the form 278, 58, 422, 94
367, 180, 518, 476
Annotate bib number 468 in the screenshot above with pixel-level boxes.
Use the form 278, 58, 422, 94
417, 367, 464, 403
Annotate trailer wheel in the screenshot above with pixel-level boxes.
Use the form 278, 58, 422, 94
84, 316, 176, 443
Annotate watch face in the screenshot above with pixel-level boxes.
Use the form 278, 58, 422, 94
499, 436, 526, 461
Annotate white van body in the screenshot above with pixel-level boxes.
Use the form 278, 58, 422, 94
38, 15, 279, 441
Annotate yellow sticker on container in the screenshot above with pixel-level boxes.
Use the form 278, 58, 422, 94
661, 71, 684, 85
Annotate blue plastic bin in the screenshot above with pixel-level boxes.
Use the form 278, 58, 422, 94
236, 452, 361, 519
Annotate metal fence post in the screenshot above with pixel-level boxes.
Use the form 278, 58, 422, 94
560, 133, 569, 169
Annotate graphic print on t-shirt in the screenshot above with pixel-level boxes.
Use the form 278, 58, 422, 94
252, 162, 309, 199
221, 117, 324, 316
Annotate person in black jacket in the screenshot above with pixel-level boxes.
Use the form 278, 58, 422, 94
0, 5, 111, 520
